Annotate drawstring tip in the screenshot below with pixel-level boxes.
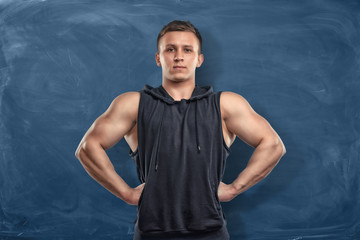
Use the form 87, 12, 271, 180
155, 164, 158, 172
197, 145, 201, 153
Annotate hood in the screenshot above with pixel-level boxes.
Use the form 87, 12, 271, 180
143, 84, 213, 104
142, 84, 213, 172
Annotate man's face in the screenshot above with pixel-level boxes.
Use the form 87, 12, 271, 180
156, 31, 204, 83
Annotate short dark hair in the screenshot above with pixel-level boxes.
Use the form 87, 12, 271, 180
157, 20, 202, 54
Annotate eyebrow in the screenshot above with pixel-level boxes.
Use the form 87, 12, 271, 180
165, 44, 194, 48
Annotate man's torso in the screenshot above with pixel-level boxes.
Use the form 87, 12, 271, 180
124, 92, 235, 153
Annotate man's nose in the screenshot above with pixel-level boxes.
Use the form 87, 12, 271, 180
174, 51, 184, 61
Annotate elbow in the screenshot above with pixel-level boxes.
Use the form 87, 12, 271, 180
273, 137, 286, 160
75, 144, 82, 159
75, 139, 95, 162
75, 140, 97, 172
277, 138, 286, 157
75, 142, 86, 162
281, 144, 286, 156
265, 136, 286, 165
75, 139, 88, 160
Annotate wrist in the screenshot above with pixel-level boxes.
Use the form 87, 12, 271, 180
122, 186, 134, 203
230, 182, 243, 196
231, 184, 238, 197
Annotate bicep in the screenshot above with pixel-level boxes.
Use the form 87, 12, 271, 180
221, 92, 277, 148
82, 92, 139, 150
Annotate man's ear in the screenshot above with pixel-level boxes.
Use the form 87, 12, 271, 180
155, 52, 161, 67
196, 53, 204, 68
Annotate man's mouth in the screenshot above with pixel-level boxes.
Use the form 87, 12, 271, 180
173, 66, 186, 69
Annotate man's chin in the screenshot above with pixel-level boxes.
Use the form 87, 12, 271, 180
167, 75, 193, 83
167, 79, 192, 84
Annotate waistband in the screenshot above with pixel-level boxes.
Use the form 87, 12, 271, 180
133, 220, 230, 240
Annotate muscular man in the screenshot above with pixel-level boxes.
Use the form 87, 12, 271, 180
75, 20, 286, 240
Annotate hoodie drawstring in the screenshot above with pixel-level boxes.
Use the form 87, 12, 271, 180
154, 104, 165, 172
146, 84, 213, 172
154, 100, 201, 172
195, 101, 201, 153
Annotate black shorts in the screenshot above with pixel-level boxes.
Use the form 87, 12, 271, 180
133, 220, 230, 240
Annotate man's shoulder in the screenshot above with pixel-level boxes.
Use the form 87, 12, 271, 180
113, 91, 141, 103
219, 91, 250, 118
110, 91, 140, 115
219, 91, 247, 104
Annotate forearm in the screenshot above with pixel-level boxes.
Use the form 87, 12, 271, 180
231, 138, 285, 195
76, 141, 131, 202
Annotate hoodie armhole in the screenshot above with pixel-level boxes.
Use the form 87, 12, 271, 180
218, 91, 232, 154
128, 90, 142, 157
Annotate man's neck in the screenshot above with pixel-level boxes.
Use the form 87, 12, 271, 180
162, 79, 195, 101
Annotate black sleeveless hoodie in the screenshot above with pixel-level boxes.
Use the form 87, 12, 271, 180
129, 84, 231, 237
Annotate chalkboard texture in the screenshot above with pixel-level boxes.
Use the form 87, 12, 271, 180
0, 0, 359, 239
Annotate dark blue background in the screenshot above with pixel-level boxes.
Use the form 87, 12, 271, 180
1, 0, 359, 239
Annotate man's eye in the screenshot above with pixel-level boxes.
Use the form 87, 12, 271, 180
167, 48, 174, 52
185, 49, 192, 52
